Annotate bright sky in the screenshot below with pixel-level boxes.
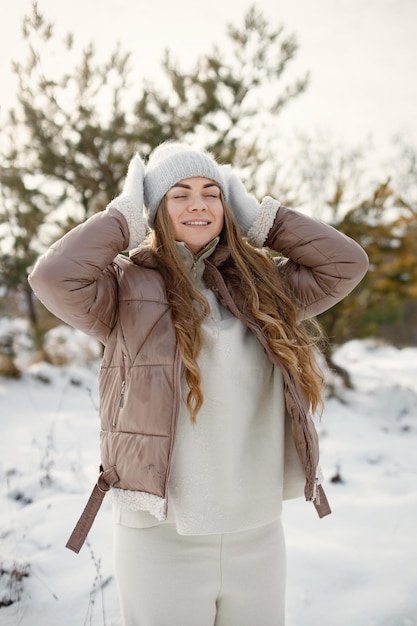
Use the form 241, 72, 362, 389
1, 0, 416, 155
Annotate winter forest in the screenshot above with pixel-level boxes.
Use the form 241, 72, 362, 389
1, 1, 416, 624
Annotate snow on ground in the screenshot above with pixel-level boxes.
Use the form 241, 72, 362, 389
0, 332, 416, 625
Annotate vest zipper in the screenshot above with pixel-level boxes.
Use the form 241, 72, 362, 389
119, 380, 126, 408
164, 347, 182, 515
113, 353, 127, 429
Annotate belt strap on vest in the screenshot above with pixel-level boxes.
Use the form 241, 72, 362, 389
66, 466, 119, 554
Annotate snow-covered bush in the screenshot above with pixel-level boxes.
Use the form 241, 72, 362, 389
42, 325, 102, 366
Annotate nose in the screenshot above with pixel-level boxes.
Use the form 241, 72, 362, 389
189, 194, 208, 210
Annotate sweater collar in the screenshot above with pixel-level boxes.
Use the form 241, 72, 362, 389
175, 238, 219, 282
175, 237, 219, 266
129, 236, 228, 272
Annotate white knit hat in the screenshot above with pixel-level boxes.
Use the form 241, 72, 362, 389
143, 142, 227, 225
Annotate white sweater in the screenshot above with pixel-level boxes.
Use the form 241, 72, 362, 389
112, 240, 305, 534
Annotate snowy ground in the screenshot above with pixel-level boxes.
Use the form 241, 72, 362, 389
1, 330, 416, 625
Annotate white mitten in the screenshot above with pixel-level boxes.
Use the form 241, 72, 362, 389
221, 165, 260, 235
108, 154, 147, 250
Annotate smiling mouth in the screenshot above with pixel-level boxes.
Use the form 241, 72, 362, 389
182, 221, 211, 226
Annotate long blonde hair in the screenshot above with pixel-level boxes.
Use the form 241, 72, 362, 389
150, 196, 325, 423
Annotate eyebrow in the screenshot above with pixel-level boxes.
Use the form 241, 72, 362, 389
170, 182, 220, 190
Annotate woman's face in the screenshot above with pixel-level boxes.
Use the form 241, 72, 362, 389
165, 177, 224, 254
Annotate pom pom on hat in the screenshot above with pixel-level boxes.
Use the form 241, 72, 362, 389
143, 142, 227, 226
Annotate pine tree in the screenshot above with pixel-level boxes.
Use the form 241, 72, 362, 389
0, 2, 308, 358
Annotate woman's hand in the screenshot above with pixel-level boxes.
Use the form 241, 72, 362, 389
108, 154, 147, 249
119, 154, 145, 207
221, 165, 260, 235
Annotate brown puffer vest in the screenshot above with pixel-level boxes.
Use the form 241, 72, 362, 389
29, 204, 369, 551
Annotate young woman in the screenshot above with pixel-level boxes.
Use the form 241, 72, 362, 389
29, 142, 368, 625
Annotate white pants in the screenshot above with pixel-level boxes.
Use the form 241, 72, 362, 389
113, 520, 286, 626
